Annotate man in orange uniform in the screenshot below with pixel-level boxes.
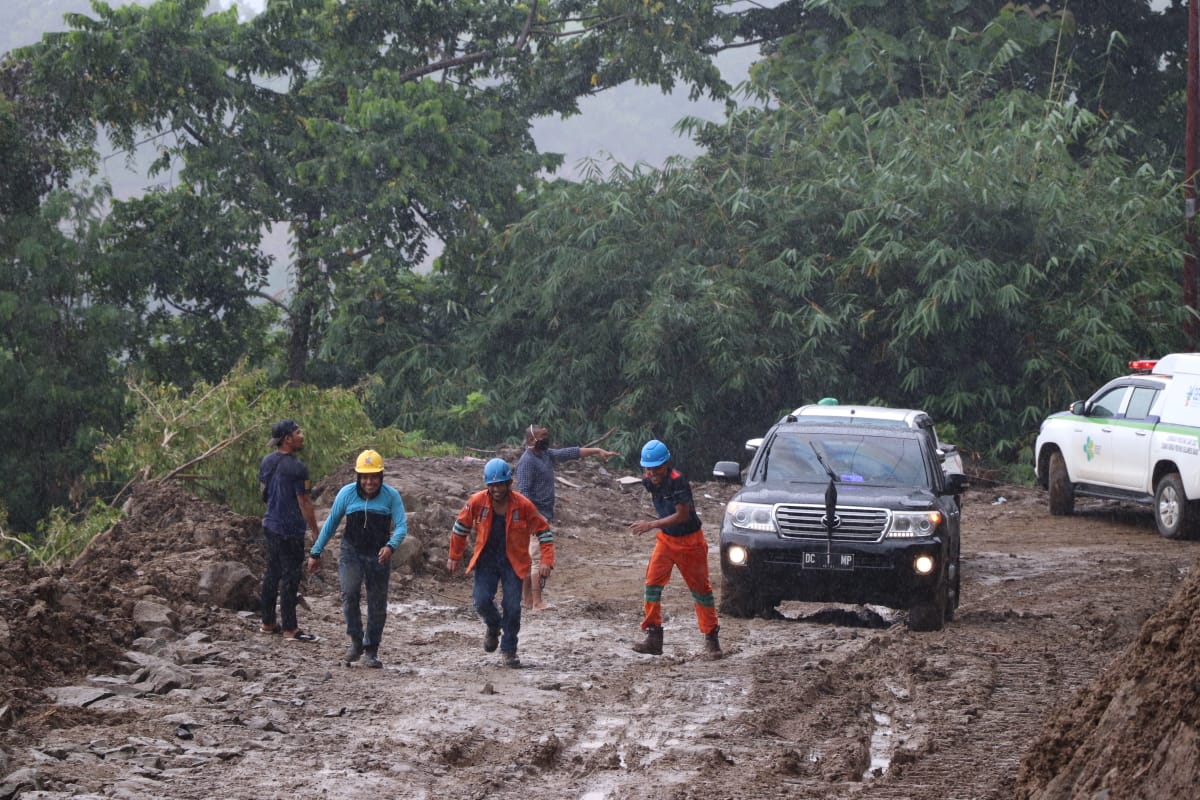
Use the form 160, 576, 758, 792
447, 458, 554, 668
627, 439, 722, 659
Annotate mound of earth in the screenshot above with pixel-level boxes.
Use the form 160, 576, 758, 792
0, 481, 264, 720
1014, 554, 1200, 799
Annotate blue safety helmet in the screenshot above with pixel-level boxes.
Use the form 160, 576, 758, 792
639, 439, 671, 468
483, 458, 513, 485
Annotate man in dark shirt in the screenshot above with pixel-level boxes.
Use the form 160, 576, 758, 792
627, 439, 721, 659
258, 419, 322, 642
515, 423, 618, 610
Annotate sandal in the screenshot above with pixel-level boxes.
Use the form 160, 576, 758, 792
260, 623, 282, 634
283, 630, 318, 642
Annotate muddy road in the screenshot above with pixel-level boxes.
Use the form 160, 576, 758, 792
0, 456, 1194, 800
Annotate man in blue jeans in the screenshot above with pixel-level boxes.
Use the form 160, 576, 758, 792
259, 419, 322, 642
306, 449, 407, 668
447, 458, 554, 668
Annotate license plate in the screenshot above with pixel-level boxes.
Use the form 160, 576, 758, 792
802, 552, 854, 570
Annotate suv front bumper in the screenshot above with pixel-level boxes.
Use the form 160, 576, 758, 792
720, 530, 949, 607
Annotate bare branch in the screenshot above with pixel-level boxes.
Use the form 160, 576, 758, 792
252, 288, 291, 313
160, 426, 259, 482
584, 426, 617, 448
400, 0, 542, 82
180, 120, 210, 147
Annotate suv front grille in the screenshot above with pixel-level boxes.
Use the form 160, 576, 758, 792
775, 504, 889, 541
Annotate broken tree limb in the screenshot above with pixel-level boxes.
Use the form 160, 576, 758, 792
583, 427, 616, 448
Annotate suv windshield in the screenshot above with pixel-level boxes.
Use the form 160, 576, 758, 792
757, 432, 932, 488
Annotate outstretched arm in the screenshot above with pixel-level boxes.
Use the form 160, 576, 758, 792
580, 447, 620, 460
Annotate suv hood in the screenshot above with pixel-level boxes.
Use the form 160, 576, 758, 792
731, 483, 941, 509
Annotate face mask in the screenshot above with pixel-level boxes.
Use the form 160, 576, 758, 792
534, 439, 549, 451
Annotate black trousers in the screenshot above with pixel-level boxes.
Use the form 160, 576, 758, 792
261, 532, 305, 631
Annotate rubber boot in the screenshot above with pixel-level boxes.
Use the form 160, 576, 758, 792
632, 625, 663, 655
704, 627, 723, 660
361, 646, 382, 669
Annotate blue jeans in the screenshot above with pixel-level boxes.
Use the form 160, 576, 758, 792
472, 558, 523, 654
261, 531, 304, 631
339, 544, 392, 649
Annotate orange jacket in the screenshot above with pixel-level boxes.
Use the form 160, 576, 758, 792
450, 490, 554, 578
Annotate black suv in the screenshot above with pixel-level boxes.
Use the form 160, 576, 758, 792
713, 421, 968, 631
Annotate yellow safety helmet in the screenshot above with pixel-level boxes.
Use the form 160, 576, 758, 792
355, 449, 385, 474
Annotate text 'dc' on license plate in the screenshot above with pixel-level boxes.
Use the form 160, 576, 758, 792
802, 552, 854, 570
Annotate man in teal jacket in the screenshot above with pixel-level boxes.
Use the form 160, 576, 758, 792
307, 449, 407, 668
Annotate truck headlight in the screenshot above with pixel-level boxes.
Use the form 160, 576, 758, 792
727, 545, 749, 566
725, 501, 777, 533
887, 510, 942, 538
913, 554, 936, 575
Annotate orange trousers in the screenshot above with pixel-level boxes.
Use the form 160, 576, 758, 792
641, 529, 719, 634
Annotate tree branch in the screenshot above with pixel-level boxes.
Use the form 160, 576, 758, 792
252, 288, 291, 313
400, 0, 541, 82
160, 426, 259, 482
584, 426, 617, 448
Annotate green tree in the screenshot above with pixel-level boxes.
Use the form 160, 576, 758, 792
395, 5, 1185, 473
750, 0, 1187, 166
97, 189, 279, 387
0, 55, 131, 533
0, 184, 129, 532
21, 0, 741, 386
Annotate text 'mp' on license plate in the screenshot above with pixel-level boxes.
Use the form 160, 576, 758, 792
802, 552, 854, 570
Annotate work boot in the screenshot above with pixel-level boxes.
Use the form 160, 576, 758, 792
632, 625, 663, 655
483, 626, 500, 653
704, 627, 723, 660
345, 637, 363, 664
361, 647, 382, 669
501, 651, 521, 668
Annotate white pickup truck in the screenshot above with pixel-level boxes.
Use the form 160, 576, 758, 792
1034, 353, 1200, 539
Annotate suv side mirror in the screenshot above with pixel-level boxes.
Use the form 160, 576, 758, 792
1069, 400, 1087, 416
713, 461, 742, 483
942, 473, 969, 496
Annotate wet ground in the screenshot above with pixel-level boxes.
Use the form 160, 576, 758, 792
0, 457, 1195, 799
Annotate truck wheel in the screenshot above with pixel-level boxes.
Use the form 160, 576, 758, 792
719, 574, 758, 618
908, 578, 947, 632
1047, 451, 1075, 515
1154, 473, 1196, 540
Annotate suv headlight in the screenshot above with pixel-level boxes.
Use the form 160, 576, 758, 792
886, 510, 943, 539
725, 501, 777, 533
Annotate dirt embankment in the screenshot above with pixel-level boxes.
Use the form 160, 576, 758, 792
0, 454, 1197, 799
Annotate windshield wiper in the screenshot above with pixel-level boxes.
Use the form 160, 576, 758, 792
810, 442, 839, 554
